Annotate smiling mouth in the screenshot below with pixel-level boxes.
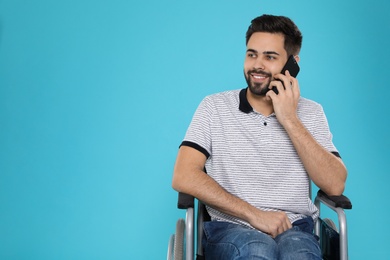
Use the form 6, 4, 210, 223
252, 74, 267, 79
250, 73, 269, 82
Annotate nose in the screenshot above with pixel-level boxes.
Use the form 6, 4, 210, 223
253, 57, 265, 70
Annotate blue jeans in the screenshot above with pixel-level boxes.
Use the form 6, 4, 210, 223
202, 219, 321, 260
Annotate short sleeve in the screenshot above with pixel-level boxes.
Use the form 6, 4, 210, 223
181, 96, 214, 158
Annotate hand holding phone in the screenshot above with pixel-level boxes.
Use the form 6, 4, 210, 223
272, 55, 300, 94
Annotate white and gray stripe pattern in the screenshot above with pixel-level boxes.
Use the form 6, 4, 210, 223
182, 89, 338, 228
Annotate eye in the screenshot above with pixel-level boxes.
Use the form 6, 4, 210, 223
247, 53, 257, 58
266, 55, 277, 60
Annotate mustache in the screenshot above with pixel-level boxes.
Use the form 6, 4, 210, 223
247, 69, 272, 78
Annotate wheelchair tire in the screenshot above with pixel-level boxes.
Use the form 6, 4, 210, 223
173, 218, 185, 260
323, 218, 338, 232
167, 234, 174, 260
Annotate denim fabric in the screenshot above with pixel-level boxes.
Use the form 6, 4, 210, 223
202, 219, 321, 260
292, 217, 315, 234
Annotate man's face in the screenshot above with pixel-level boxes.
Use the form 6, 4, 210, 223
244, 32, 288, 96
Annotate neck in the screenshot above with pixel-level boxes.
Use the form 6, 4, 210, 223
246, 89, 274, 116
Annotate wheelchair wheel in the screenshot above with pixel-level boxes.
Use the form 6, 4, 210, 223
167, 234, 174, 260
323, 218, 338, 232
173, 218, 185, 260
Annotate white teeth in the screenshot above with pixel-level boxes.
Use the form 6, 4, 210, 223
253, 75, 265, 79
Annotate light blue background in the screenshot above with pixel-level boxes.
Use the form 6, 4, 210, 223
1, 0, 389, 259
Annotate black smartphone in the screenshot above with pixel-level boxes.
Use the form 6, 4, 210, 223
272, 55, 300, 94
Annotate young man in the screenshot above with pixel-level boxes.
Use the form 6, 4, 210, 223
172, 14, 347, 259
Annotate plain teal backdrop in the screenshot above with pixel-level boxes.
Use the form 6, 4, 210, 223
1, 0, 389, 259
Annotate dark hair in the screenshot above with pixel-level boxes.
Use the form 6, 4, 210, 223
246, 14, 302, 56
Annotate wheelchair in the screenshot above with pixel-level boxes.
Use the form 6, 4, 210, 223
167, 189, 352, 260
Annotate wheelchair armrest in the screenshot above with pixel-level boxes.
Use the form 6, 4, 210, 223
315, 190, 352, 260
177, 192, 195, 209
317, 190, 352, 210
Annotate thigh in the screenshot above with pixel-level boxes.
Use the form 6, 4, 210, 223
275, 227, 321, 260
203, 221, 278, 260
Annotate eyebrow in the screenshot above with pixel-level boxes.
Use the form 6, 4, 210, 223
246, 49, 280, 56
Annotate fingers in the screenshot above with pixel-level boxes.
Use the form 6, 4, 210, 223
250, 210, 292, 238
268, 212, 292, 238
286, 70, 300, 98
267, 70, 300, 105
268, 79, 285, 96
269, 71, 294, 95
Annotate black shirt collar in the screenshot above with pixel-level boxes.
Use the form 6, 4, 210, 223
239, 88, 253, 113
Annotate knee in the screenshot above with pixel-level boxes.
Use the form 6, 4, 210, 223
204, 229, 278, 259
203, 222, 278, 259
236, 231, 278, 259
277, 230, 321, 260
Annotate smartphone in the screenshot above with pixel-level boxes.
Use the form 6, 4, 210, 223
272, 55, 300, 94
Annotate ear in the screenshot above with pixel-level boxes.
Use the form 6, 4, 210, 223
294, 55, 300, 63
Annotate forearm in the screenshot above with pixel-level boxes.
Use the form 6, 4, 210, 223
172, 149, 256, 222
283, 117, 347, 195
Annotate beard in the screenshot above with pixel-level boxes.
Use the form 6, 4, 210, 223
244, 69, 273, 96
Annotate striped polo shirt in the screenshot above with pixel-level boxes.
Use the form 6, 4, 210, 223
181, 88, 339, 227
